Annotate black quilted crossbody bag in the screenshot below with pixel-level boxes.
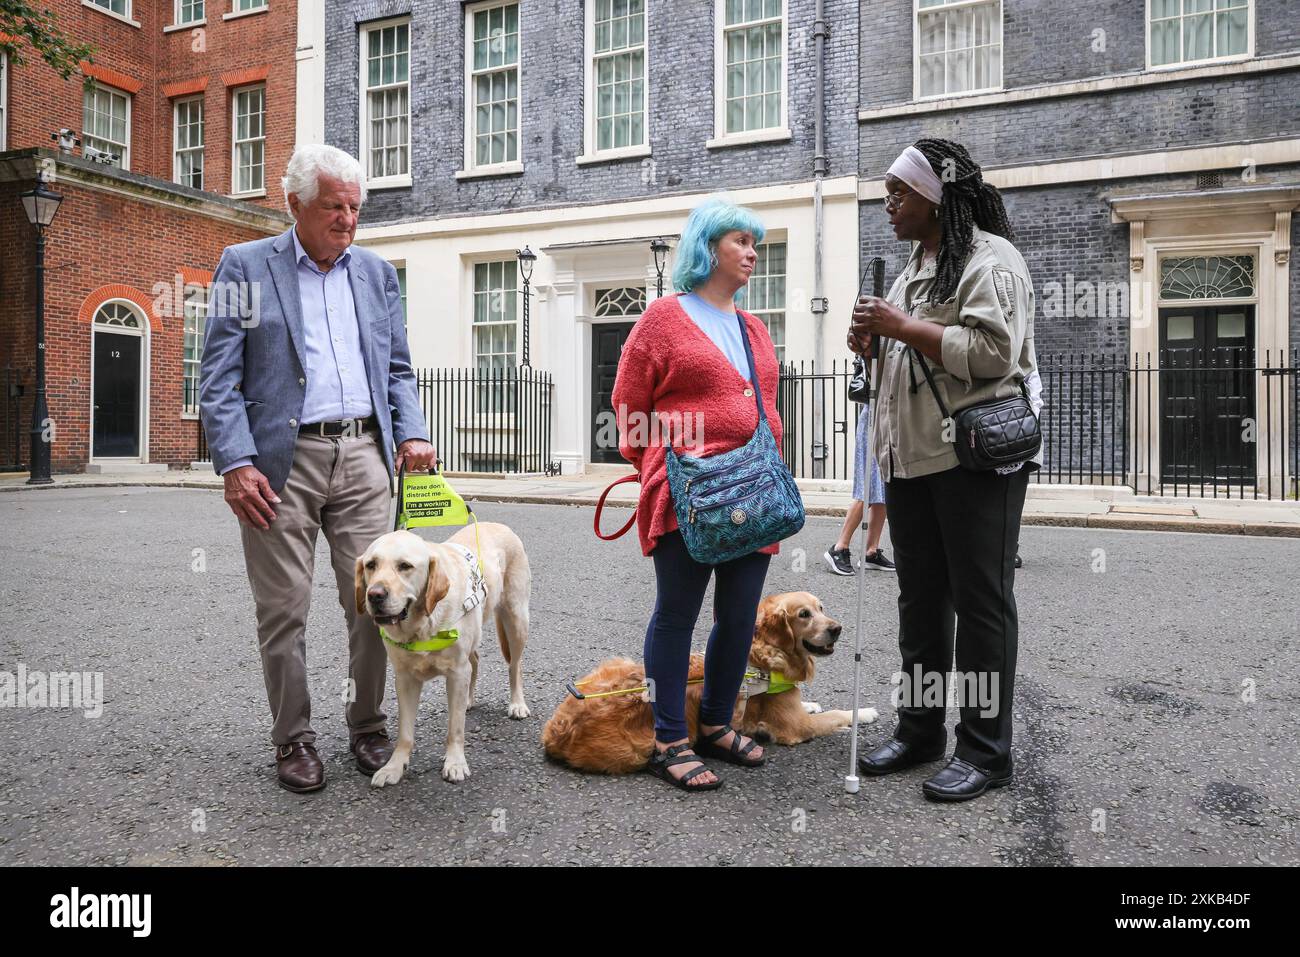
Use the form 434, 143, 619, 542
912, 350, 1041, 472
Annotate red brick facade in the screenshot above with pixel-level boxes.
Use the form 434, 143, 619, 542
0, 153, 291, 472
2, 0, 298, 211
0, 1, 299, 474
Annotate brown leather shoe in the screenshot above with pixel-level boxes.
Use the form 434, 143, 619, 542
351, 731, 394, 775
275, 742, 325, 793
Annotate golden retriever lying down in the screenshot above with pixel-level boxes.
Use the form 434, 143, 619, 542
542, 592, 878, 773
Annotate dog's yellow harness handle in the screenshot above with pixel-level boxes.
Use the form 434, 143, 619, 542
394, 463, 484, 567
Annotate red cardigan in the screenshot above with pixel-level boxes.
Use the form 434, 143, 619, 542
611, 293, 785, 558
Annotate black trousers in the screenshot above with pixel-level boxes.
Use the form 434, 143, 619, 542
883, 464, 1029, 770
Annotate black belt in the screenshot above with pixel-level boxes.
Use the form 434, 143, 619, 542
299, 415, 375, 437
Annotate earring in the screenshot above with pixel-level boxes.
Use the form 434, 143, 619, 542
709, 253, 718, 269
933, 208, 941, 219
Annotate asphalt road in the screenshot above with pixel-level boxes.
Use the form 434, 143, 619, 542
1, 487, 1296, 866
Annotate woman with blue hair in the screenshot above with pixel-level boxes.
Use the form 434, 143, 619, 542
612, 198, 786, 791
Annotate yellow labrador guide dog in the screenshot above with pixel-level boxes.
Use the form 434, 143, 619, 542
355, 522, 532, 784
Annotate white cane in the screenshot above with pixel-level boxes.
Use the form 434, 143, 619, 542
845, 401, 873, 794
846, 258, 885, 795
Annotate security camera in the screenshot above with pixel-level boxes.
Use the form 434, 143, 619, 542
49, 129, 81, 153
83, 145, 119, 165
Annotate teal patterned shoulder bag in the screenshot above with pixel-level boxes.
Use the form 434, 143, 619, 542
663, 312, 805, 565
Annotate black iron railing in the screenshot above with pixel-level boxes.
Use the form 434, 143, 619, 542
777, 351, 1299, 500
417, 366, 555, 474
776, 359, 860, 481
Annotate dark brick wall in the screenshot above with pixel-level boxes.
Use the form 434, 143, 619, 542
859, 69, 1300, 176
327, 0, 861, 225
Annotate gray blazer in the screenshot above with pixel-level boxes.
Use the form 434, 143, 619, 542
199, 226, 426, 492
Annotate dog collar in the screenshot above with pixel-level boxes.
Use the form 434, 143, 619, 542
380, 627, 459, 652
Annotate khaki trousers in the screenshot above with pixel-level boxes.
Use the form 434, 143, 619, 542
239, 425, 392, 746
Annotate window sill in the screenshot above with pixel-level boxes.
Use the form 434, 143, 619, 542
163, 19, 206, 33
81, 1, 141, 28
1146, 52, 1253, 72
223, 6, 269, 22
912, 84, 1003, 104
181, 412, 199, 421
366, 175, 412, 190
705, 128, 792, 150
455, 162, 524, 180
576, 144, 651, 166
228, 189, 267, 199
859, 53, 1297, 121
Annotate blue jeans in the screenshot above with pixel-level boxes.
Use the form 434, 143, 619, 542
644, 530, 772, 743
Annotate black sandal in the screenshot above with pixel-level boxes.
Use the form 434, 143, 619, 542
646, 743, 722, 792
696, 725, 766, 767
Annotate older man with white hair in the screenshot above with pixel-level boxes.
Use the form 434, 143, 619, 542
200, 144, 436, 793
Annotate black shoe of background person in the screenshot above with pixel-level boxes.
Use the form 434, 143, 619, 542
862, 548, 896, 572
824, 546, 854, 576
1014, 554, 1023, 568
856, 736, 947, 776
921, 756, 1013, 802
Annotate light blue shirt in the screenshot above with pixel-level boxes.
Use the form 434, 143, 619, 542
292, 226, 374, 424
219, 227, 374, 475
679, 293, 752, 380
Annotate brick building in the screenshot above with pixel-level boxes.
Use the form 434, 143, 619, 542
317, 0, 1298, 492
0, 0, 298, 474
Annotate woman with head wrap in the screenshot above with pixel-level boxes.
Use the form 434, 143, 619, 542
847, 138, 1041, 801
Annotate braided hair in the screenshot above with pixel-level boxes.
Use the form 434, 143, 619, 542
912, 138, 1014, 305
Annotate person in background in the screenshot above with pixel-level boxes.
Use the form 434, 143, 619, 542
1015, 367, 1044, 569
825, 402, 894, 575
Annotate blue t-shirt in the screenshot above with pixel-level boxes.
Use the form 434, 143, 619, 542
678, 293, 752, 380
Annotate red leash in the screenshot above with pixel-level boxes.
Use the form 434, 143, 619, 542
593, 474, 639, 540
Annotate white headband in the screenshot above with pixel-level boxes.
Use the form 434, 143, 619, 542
886, 146, 944, 205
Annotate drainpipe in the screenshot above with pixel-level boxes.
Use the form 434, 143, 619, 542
810, 0, 830, 477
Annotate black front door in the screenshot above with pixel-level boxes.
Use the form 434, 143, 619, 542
591, 321, 636, 464
1158, 305, 1255, 486
93, 331, 142, 458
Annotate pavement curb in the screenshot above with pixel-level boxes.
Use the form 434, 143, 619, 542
4, 481, 1299, 538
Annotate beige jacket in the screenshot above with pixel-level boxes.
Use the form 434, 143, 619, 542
870, 227, 1042, 481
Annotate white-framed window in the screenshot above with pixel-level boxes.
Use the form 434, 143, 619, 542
175, 0, 204, 25
915, 0, 1002, 100
463, 1, 520, 173
174, 96, 204, 189
231, 85, 265, 195
89, 0, 130, 17
359, 18, 411, 186
1148, 0, 1252, 69
1, 53, 8, 152
83, 82, 131, 169
715, 0, 787, 139
472, 259, 518, 412
182, 287, 207, 416
233, 0, 267, 11
583, 0, 648, 159
741, 241, 787, 363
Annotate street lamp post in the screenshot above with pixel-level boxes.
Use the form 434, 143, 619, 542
516, 245, 536, 368
19, 174, 64, 485
650, 237, 669, 298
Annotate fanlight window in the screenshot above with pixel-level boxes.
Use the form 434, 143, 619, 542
1159, 255, 1255, 301
594, 286, 647, 318
95, 302, 141, 327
